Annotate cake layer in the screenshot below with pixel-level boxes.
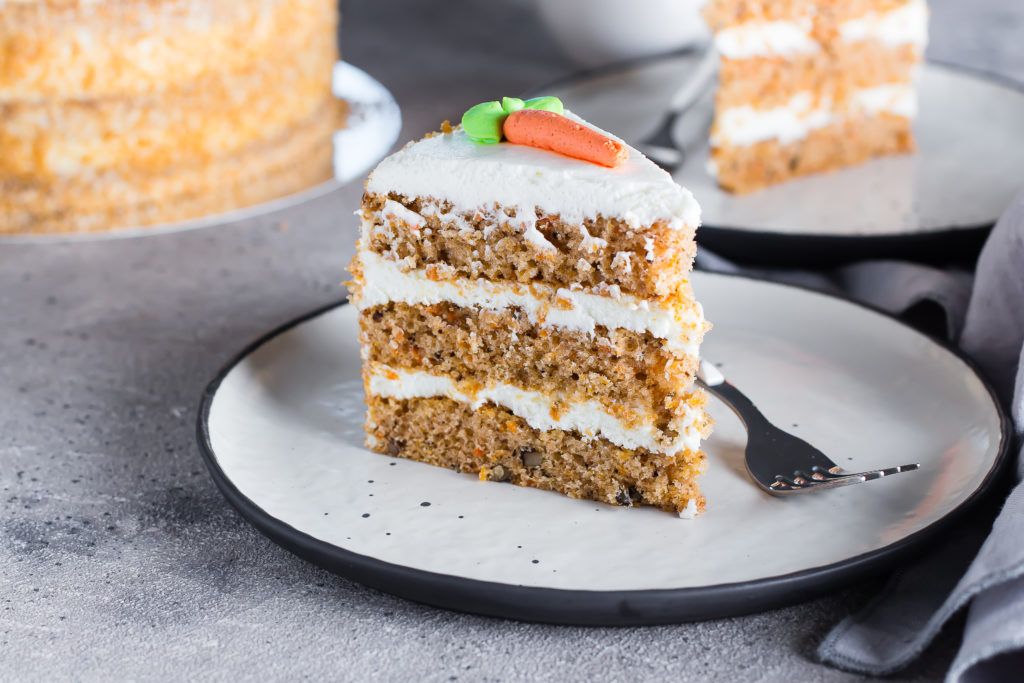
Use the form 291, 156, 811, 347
711, 82, 915, 148
365, 116, 701, 234
364, 395, 707, 516
0, 33, 336, 179
715, 43, 920, 111
365, 363, 709, 457
0, 0, 339, 101
710, 113, 913, 193
350, 249, 707, 356
361, 193, 697, 300
704, 0, 917, 33
2, 99, 344, 234
358, 301, 700, 427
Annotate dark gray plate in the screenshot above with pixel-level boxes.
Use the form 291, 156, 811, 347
535, 54, 1024, 266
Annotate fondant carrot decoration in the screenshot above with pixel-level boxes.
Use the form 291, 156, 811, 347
461, 96, 628, 168
503, 109, 628, 168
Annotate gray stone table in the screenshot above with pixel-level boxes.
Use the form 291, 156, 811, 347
2, 1, 1021, 680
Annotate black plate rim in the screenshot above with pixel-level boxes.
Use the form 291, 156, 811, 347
195, 272, 1013, 625
528, 54, 1024, 242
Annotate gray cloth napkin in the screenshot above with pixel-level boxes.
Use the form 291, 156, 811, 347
696, 189, 1024, 682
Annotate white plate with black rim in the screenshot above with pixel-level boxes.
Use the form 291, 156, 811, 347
534, 54, 1024, 266
5, 62, 401, 243
197, 272, 1009, 624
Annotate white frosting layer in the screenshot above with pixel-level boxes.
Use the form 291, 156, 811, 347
713, 92, 834, 147
678, 498, 699, 520
367, 365, 705, 456
712, 83, 917, 147
366, 111, 701, 231
353, 249, 704, 356
382, 199, 425, 229
840, 0, 929, 49
714, 18, 820, 59
714, 0, 928, 59
853, 82, 918, 118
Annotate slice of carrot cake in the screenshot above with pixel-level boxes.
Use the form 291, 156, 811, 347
703, 0, 928, 193
348, 97, 712, 517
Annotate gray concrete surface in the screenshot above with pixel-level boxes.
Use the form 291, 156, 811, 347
2, 0, 1021, 680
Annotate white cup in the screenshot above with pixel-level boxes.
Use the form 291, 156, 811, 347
536, 0, 710, 68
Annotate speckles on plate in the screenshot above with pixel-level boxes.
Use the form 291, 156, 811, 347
361, 513, 370, 518
420, 502, 431, 507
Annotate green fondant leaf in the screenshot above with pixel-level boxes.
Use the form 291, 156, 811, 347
461, 101, 507, 144
523, 96, 564, 114
502, 97, 525, 114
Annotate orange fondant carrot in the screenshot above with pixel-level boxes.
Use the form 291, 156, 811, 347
503, 109, 628, 168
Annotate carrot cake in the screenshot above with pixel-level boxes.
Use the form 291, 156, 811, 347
0, 0, 345, 235
348, 97, 713, 517
703, 0, 928, 193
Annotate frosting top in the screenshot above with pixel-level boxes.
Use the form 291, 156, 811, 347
366, 111, 701, 230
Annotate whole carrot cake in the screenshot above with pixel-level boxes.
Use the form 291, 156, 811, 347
703, 0, 928, 193
0, 0, 345, 235
349, 97, 713, 517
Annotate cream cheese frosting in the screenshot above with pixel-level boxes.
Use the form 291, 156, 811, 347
366, 111, 701, 231
711, 83, 918, 147
714, 18, 820, 60
366, 364, 705, 456
353, 249, 705, 356
839, 0, 929, 49
714, 0, 928, 59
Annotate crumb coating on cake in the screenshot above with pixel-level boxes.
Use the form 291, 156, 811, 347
0, 0, 335, 100
0, 0, 341, 234
2, 99, 345, 234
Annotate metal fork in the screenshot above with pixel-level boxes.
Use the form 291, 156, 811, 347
696, 360, 921, 495
635, 49, 718, 171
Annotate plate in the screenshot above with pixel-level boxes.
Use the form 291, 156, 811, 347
197, 272, 1009, 624
5, 62, 401, 244
535, 54, 1024, 266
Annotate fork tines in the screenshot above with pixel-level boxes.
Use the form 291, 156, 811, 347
770, 463, 922, 492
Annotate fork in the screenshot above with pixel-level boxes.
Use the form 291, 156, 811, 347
635, 49, 718, 172
696, 360, 921, 495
